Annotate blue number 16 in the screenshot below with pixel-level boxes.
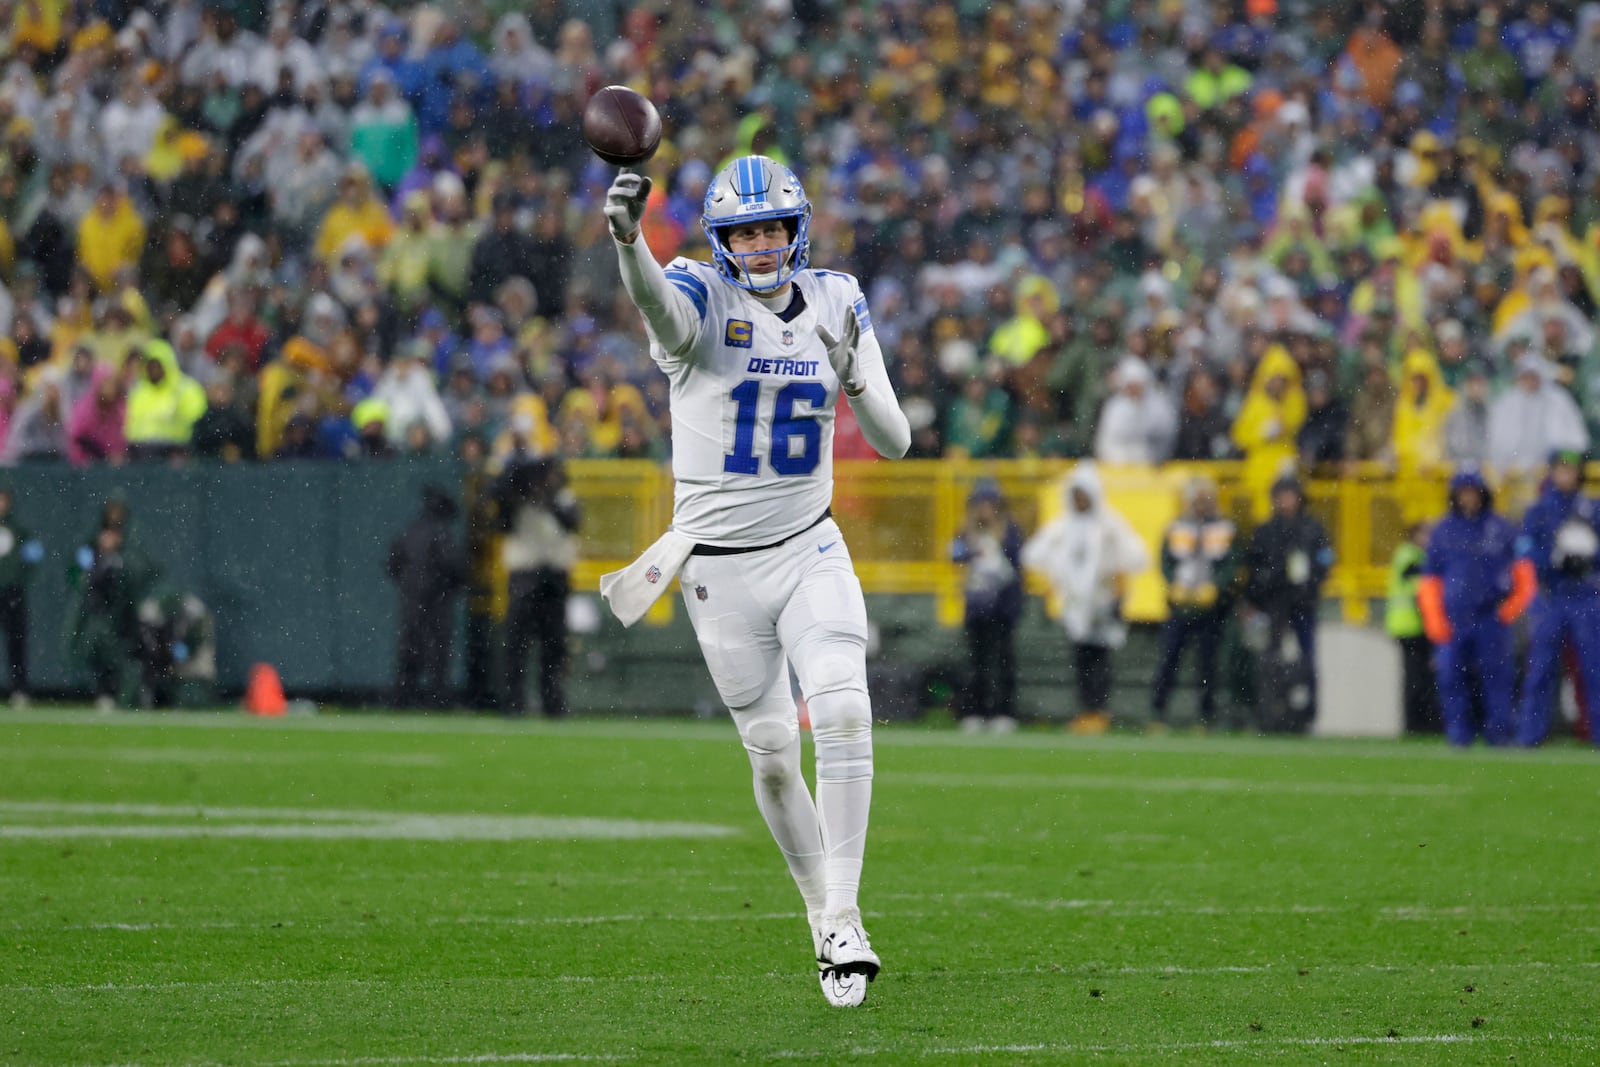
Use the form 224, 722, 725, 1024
724, 379, 827, 477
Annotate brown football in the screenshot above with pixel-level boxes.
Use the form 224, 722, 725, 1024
581, 85, 662, 166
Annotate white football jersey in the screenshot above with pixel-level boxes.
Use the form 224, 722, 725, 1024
647, 258, 875, 547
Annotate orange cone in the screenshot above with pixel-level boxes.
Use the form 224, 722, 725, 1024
244, 663, 287, 716
797, 694, 811, 732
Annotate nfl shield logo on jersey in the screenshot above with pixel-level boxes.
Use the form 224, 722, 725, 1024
781, 329, 794, 346
645, 565, 662, 585
695, 585, 708, 601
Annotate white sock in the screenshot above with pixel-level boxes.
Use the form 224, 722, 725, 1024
746, 735, 827, 918
808, 686, 874, 918
817, 774, 871, 916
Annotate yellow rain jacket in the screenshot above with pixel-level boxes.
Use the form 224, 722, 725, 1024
315, 187, 396, 265
1231, 345, 1307, 521
124, 340, 206, 447
77, 195, 147, 291
988, 275, 1058, 367
256, 337, 330, 458
1393, 348, 1456, 477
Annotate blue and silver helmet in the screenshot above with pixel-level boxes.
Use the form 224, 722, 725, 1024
701, 155, 812, 292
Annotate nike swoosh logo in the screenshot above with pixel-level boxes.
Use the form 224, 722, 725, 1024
818, 542, 837, 554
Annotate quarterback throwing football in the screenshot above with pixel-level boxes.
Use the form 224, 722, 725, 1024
600, 156, 910, 1007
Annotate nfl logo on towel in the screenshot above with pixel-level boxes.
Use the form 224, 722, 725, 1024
645, 565, 662, 584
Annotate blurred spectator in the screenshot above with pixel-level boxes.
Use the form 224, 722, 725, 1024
372, 342, 451, 450
1242, 475, 1332, 732
1297, 369, 1348, 473
379, 192, 436, 313
1150, 474, 1237, 732
1385, 521, 1441, 735
1344, 360, 1398, 468
470, 194, 538, 306
1514, 452, 1600, 747
1393, 349, 1456, 478
67, 497, 159, 711
387, 484, 465, 709
0, 488, 42, 706
1094, 357, 1176, 466
140, 216, 213, 313
67, 369, 128, 467
1172, 369, 1235, 462
1418, 470, 1524, 747
1231, 347, 1306, 521
348, 72, 419, 191
494, 453, 579, 717
950, 479, 1024, 734
1444, 361, 1493, 467
1488, 355, 1590, 477
351, 399, 396, 459
190, 378, 255, 462
124, 340, 207, 463
945, 367, 1012, 459
205, 289, 271, 372
4, 374, 70, 464
0, 0, 1597, 488
315, 165, 394, 265
1022, 463, 1149, 735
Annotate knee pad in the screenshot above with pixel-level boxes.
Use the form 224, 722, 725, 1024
743, 715, 798, 755
795, 633, 868, 699
808, 688, 873, 783
734, 697, 801, 790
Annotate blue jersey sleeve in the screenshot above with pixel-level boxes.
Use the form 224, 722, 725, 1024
662, 263, 710, 321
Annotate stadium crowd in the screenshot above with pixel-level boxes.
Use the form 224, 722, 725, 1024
2, 1, 1600, 473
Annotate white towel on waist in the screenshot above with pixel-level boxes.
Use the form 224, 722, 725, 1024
599, 529, 696, 627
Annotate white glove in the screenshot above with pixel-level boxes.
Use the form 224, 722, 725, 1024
816, 308, 863, 396
604, 171, 652, 242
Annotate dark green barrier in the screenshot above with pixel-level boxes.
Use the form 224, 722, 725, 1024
3, 459, 462, 695
5, 460, 1230, 717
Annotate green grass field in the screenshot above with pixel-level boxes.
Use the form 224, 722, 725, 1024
3, 709, 1599, 1066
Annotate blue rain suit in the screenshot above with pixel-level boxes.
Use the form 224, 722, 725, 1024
1516, 485, 1600, 745
1424, 474, 1518, 746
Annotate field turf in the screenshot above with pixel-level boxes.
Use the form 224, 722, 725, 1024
2, 709, 1598, 1065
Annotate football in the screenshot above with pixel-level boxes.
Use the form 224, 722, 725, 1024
581, 85, 662, 166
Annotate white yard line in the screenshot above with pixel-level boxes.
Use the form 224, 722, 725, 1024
7, 708, 1600, 765
879, 771, 1466, 796
16, 957, 1600, 996
13, 896, 1596, 935
5, 745, 446, 767
767, 1033, 1579, 1058
0, 801, 736, 842
65, 1031, 1597, 1067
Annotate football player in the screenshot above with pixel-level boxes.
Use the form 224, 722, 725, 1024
601, 156, 910, 1006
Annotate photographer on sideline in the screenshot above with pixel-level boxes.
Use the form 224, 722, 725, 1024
493, 453, 580, 717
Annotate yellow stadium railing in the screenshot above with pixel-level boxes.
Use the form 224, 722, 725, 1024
562, 460, 1547, 627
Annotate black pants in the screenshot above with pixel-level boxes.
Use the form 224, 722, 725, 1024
0, 586, 26, 693
1151, 609, 1226, 724
1399, 635, 1443, 734
964, 618, 1017, 720
396, 600, 452, 709
1075, 642, 1114, 711
463, 607, 497, 711
505, 568, 568, 717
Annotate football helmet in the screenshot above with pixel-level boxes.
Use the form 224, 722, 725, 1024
701, 155, 812, 292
